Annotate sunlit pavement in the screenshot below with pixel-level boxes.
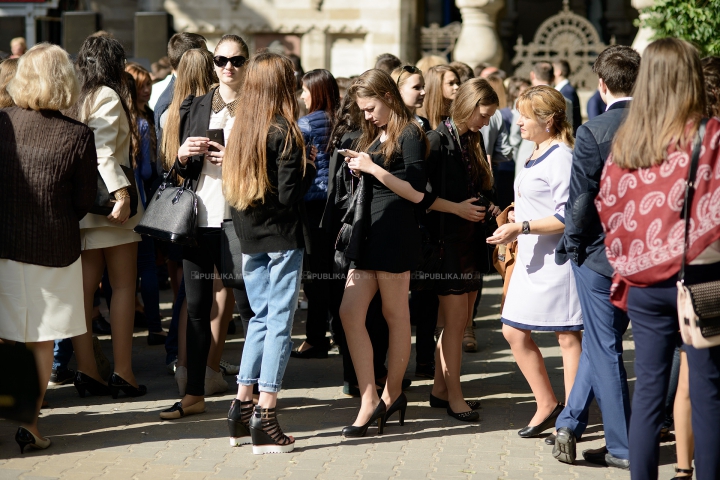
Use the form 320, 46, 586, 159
0, 275, 677, 479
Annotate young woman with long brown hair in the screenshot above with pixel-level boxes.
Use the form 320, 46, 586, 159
596, 38, 720, 480
159, 34, 251, 420
420, 64, 460, 129
487, 85, 582, 439
424, 78, 501, 421
338, 69, 428, 437
222, 52, 315, 454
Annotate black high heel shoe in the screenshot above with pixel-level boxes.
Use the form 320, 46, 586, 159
342, 400, 387, 437
384, 393, 408, 426
15, 427, 51, 453
73, 371, 111, 398
108, 373, 147, 399
228, 399, 254, 446
249, 406, 295, 454
518, 403, 564, 438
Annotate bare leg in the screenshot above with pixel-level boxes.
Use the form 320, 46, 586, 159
674, 351, 694, 476
431, 292, 473, 413
555, 331, 582, 403
339, 269, 381, 426
72, 249, 106, 383
377, 271, 412, 409
105, 242, 139, 387
207, 272, 235, 371
502, 323, 558, 426
22, 341, 54, 439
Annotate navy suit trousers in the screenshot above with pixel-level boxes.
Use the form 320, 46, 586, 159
626, 264, 720, 480
555, 262, 631, 459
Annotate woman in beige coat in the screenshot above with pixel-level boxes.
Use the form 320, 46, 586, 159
68, 35, 146, 399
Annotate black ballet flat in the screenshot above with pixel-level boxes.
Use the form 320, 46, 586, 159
518, 403, 564, 438
384, 393, 408, 426
108, 373, 147, 399
429, 393, 481, 410
74, 371, 111, 398
446, 406, 480, 422
342, 400, 387, 437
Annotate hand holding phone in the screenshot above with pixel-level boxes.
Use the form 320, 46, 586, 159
206, 129, 225, 153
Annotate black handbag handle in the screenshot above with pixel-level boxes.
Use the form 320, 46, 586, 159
679, 118, 708, 283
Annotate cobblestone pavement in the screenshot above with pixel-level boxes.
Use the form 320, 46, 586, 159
0, 275, 677, 479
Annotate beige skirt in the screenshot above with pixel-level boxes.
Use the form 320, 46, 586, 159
80, 226, 141, 250
0, 257, 87, 342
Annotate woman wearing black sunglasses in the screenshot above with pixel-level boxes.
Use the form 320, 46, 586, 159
159, 34, 253, 420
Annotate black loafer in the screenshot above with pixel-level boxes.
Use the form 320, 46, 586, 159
91, 314, 112, 335
518, 403, 564, 438
429, 393, 481, 410
582, 446, 630, 470
552, 427, 576, 464
544, 433, 556, 445
446, 406, 480, 422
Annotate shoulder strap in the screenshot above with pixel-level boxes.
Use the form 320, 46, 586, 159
679, 118, 708, 283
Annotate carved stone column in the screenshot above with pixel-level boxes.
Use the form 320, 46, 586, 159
454, 0, 505, 67
631, 0, 655, 54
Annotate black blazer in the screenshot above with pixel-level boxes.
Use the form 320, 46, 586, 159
560, 82, 582, 135
173, 88, 215, 182
556, 100, 631, 277
320, 129, 361, 232
424, 121, 494, 238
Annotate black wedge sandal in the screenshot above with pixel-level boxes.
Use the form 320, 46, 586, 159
671, 466, 693, 479
249, 406, 295, 454
228, 399, 254, 447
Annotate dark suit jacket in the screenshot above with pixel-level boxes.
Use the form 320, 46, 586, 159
154, 75, 175, 161
560, 82, 582, 135
555, 100, 630, 277
586, 90, 606, 120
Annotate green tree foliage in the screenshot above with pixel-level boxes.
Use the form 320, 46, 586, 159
636, 0, 720, 56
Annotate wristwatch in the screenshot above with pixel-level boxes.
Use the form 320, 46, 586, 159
521, 220, 531, 234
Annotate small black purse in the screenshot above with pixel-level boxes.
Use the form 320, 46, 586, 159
220, 219, 245, 289
89, 165, 139, 217
134, 166, 198, 246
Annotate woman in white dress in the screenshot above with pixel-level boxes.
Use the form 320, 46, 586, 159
487, 85, 582, 438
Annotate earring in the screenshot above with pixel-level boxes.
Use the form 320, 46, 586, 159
546, 128, 550, 133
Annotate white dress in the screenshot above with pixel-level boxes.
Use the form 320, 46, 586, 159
501, 143, 583, 331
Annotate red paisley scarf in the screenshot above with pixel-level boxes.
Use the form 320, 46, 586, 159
596, 117, 720, 310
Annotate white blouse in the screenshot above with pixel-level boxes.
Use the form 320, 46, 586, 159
195, 107, 233, 228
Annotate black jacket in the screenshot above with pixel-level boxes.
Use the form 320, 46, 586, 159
556, 100, 631, 277
230, 116, 317, 254
560, 82, 582, 136
173, 88, 214, 182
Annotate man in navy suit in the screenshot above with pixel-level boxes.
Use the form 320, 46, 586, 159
553, 60, 582, 135
553, 45, 641, 470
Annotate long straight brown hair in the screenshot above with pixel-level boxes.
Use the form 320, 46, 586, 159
347, 68, 425, 166
450, 78, 498, 191
223, 52, 306, 210
612, 38, 706, 169
160, 49, 217, 172
421, 65, 460, 129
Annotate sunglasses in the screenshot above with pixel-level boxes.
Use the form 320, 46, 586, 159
396, 65, 421, 86
213, 55, 247, 68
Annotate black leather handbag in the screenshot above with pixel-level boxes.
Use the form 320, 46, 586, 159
134, 166, 198, 246
334, 172, 369, 269
90, 165, 139, 217
220, 220, 245, 289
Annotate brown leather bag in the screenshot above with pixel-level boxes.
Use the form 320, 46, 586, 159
492, 204, 517, 309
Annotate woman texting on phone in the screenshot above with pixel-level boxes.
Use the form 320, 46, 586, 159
339, 69, 428, 437
159, 34, 252, 420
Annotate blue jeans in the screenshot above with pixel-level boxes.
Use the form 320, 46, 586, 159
555, 263, 631, 459
53, 338, 74, 371
238, 248, 303, 393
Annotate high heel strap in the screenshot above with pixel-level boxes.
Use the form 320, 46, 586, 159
250, 407, 293, 446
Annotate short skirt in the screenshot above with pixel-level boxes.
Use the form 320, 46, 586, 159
80, 226, 141, 250
0, 257, 87, 342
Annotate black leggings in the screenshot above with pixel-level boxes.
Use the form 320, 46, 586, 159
182, 228, 223, 397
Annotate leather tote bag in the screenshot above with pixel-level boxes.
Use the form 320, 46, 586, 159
90, 165, 139, 217
220, 220, 245, 289
134, 166, 198, 246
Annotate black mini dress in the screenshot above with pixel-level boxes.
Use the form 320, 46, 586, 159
351, 125, 426, 273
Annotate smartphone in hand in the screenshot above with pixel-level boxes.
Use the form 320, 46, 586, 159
206, 129, 225, 152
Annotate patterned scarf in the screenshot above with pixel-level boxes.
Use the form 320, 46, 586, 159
595, 118, 720, 309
